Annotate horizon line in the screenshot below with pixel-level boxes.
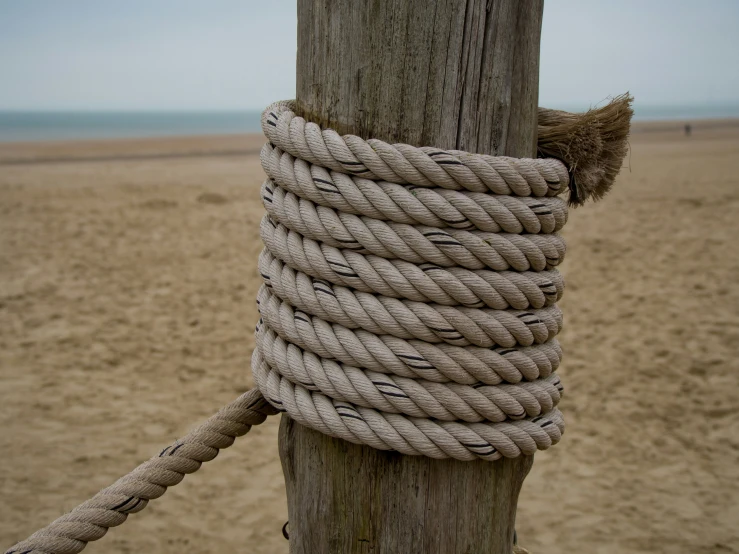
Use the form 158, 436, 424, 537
2, 100, 739, 113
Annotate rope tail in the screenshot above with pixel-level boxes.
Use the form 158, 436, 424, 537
5, 389, 279, 554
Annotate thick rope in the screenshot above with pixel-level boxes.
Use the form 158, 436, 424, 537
261, 143, 569, 234
260, 255, 565, 341
6, 100, 580, 553
262, 101, 570, 195
253, 101, 569, 461
5, 390, 278, 554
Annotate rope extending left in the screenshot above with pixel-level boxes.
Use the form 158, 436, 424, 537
6, 96, 632, 553
5, 390, 278, 554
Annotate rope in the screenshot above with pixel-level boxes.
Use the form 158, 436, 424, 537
253, 101, 569, 460
6, 99, 576, 552
5, 390, 278, 554
262, 101, 570, 194
261, 143, 569, 234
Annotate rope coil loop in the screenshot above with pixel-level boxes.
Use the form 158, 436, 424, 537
6, 99, 591, 554
253, 101, 570, 461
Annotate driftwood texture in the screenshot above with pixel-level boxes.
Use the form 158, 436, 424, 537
279, 1, 544, 552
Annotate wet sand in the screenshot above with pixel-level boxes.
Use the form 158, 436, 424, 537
1, 121, 738, 553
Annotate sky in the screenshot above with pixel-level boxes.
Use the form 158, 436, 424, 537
0, 0, 738, 111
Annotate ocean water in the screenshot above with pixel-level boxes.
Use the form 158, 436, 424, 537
1, 104, 738, 143
567, 103, 739, 122
0, 110, 264, 142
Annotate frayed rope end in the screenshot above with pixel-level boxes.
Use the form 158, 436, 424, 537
537, 93, 633, 207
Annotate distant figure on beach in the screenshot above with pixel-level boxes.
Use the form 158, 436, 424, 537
685, 123, 692, 136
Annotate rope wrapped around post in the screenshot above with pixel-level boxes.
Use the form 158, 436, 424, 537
5, 96, 632, 553
252, 101, 569, 460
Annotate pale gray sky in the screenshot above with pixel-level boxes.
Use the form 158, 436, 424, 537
0, 0, 737, 110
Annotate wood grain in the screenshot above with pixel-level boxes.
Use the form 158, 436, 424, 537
282, 1, 544, 552
295, 0, 543, 155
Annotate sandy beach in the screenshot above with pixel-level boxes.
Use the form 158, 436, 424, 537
1, 121, 738, 553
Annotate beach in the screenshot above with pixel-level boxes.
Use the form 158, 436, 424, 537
1, 121, 738, 553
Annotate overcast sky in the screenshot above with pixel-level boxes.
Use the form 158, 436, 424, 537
1, 0, 737, 111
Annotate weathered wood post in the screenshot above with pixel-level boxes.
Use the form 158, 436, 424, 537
279, 1, 544, 552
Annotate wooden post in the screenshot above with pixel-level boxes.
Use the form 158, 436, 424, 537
279, 1, 544, 552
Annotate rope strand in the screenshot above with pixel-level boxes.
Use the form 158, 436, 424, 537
5, 390, 278, 554
254, 101, 570, 460
7, 100, 582, 552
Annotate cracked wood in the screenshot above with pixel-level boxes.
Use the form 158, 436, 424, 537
280, 1, 544, 552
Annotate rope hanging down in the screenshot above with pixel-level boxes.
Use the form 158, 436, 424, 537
6, 97, 632, 554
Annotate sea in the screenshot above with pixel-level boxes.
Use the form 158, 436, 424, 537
1, 104, 738, 143
0, 111, 264, 143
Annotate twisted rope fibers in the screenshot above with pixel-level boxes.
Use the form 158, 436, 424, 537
252, 101, 569, 460
6, 100, 575, 553
6, 390, 279, 554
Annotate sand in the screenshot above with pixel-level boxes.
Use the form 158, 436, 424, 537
1, 122, 738, 553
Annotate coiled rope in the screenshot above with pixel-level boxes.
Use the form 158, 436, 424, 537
251, 101, 568, 461
6, 97, 627, 553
